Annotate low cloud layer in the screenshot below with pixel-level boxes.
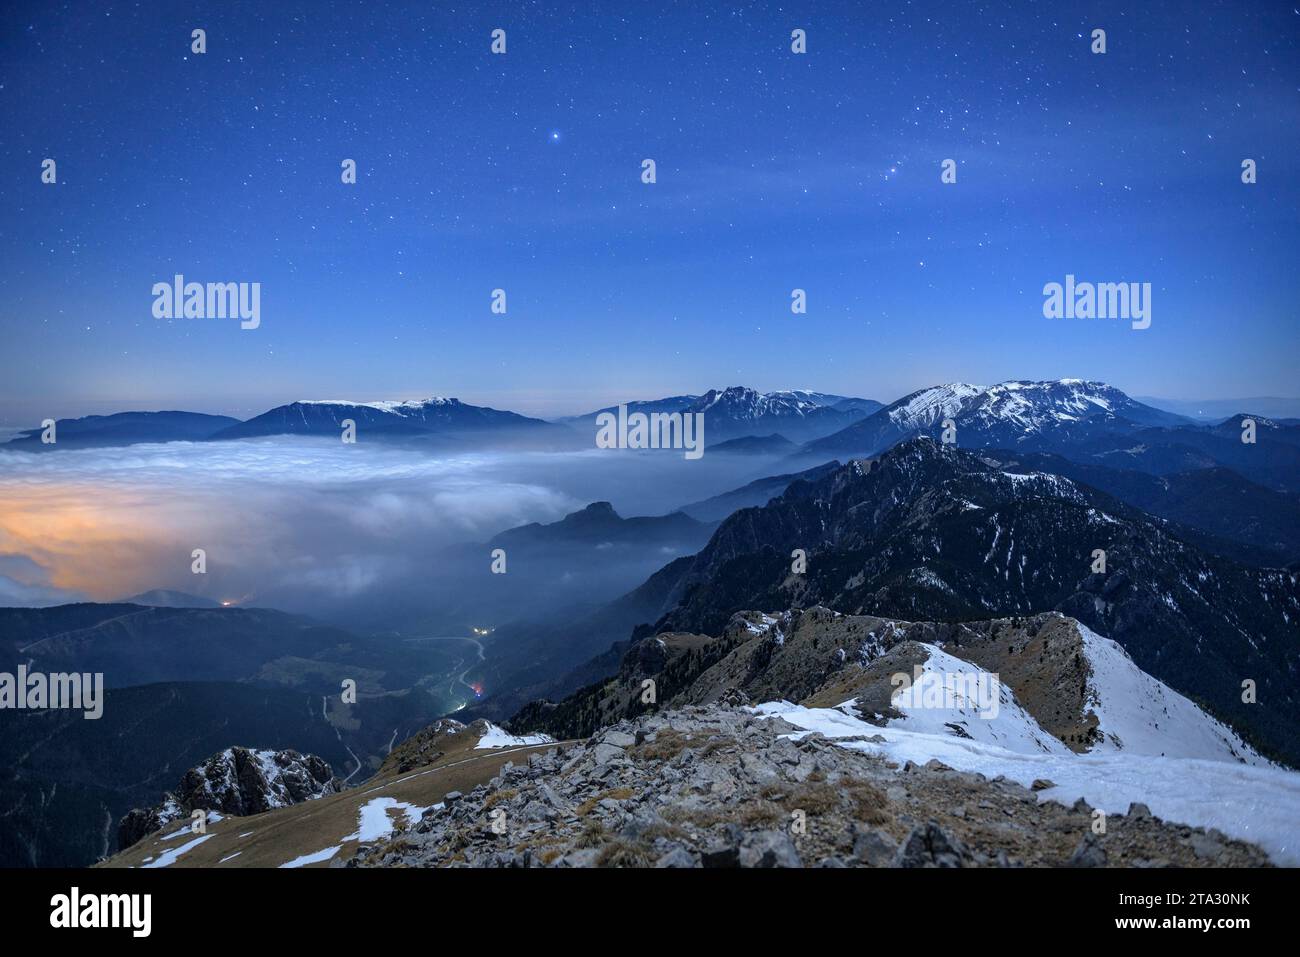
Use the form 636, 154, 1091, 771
0, 439, 575, 611
0, 437, 773, 624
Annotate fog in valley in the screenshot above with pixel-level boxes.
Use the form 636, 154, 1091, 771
0, 436, 793, 632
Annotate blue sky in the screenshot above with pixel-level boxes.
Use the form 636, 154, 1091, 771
1, 0, 1297, 422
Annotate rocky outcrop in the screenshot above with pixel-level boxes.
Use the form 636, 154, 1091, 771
117, 746, 338, 849
352, 705, 1270, 868
379, 719, 470, 775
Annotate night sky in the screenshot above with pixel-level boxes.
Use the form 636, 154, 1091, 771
2, 0, 1297, 423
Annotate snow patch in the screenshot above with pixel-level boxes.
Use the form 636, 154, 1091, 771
142, 834, 213, 869
475, 723, 555, 749
890, 645, 1068, 755
279, 845, 342, 869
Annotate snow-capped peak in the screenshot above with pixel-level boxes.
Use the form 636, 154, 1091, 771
687, 387, 823, 420
887, 380, 1144, 433
295, 397, 457, 414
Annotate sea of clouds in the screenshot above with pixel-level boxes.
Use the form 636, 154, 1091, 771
0, 436, 773, 625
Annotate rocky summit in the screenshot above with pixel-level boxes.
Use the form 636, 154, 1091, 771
350, 705, 1268, 869
117, 746, 339, 850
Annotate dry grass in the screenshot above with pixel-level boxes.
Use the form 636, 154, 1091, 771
641, 820, 689, 843
663, 800, 784, 830
575, 820, 609, 848
576, 786, 636, 816
632, 728, 723, 762
374, 835, 418, 857
753, 778, 890, 826
843, 780, 891, 825
482, 788, 517, 809
595, 838, 653, 868
737, 802, 787, 827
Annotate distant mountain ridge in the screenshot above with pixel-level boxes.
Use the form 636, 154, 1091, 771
410, 502, 720, 653
707, 433, 797, 455
0, 397, 566, 449
562, 387, 883, 444
804, 379, 1191, 459
213, 396, 553, 439
981, 450, 1300, 567
489, 501, 708, 549
792, 379, 1300, 494
1135, 395, 1300, 422
678, 460, 840, 522
682, 387, 882, 442
3, 411, 239, 450
120, 590, 222, 609
559, 394, 703, 423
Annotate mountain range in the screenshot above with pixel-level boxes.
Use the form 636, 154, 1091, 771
3, 376, 1298, 869
10, 382, 1300, 474
4, 387, 885, 450
11, 383, 1298, 492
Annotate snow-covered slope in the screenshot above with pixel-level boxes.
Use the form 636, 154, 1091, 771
884, 645, 1069, 756
296, 396, 459, 413
1077, 623, 1268, 765
755, 700, 1300, 865
884, 382, 986, 431
961, 380, 1142, 429
751, 617, 1292, 862
875, 620, 1268, 767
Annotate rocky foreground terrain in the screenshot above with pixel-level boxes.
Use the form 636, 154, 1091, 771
101, 605, 1296, 869
351, 704, 1269, 868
